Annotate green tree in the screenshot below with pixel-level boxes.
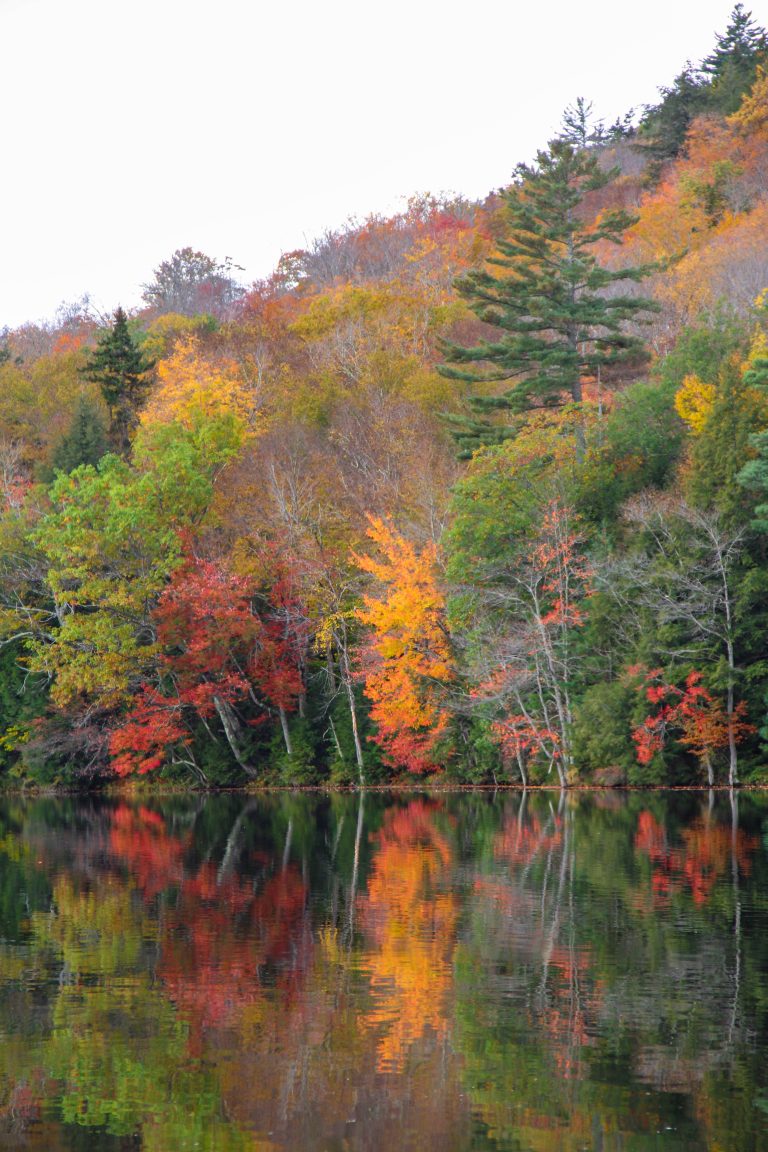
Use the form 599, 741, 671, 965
27, 415, 242, 713
81, 306, 154, 456
559, 96, 605, 147
688, 354, 765, 523
702, 3, 767, 113
50, 394, 109, 474
637, 65, 711, 168
738, 348, 768, 530
439, 139, 656, 456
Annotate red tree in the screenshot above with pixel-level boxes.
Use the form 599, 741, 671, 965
631, 668, 753, 785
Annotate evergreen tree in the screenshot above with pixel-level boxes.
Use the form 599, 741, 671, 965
81, 307, 154, 456
637, 65, 711, 168
559, 97, 604, 147
737, 347, 768, 530
702, 3, 766, 77
703, 4, 768, 113
51, 395, 109, 474
439, 139, 656, 456
639, 6, 768, 164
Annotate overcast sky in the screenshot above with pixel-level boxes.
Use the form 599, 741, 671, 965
0, 0, 757, 328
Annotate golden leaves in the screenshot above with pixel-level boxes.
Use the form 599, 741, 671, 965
142, 336, 257, 436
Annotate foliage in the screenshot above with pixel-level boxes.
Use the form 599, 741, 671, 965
141, 247, 244, 318
142, 335, 257, 435
630, 667, 754, 784
4, 26, 768, 785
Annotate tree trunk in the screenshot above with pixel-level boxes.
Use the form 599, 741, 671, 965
279, 706, 293, 757
344, 674, 365, 786
214, 696, 257, 779
703, 748, 714, 788
338, 635, 365, 785
726, 662, 738, 787
328, 715, 344, 762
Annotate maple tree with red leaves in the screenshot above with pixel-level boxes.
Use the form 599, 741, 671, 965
631, 667, 754, 785
111, 551, 306, 779
110, 555, 258, 779
249, 564, 308, 758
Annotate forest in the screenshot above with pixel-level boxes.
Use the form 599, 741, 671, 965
2, 4, 768, 789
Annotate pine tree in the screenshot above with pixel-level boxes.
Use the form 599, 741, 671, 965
702, 4, 767, 78
703, 4, 768, 113
559, 97, 604, 147
51, 395, 109, 474
439, 139, 657, 456
638, 65, 711, 167
81, 307, 154, 456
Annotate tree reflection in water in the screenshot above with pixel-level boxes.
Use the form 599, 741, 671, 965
0, 790, 765, 1150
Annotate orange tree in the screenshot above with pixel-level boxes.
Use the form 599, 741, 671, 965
354, 517, 454, 774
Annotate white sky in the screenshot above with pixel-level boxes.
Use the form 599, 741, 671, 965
0, 0, 758, 328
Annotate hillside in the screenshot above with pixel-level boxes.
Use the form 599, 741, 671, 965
1, 5, 768, 787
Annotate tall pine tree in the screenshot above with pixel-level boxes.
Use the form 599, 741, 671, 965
440, 139, 656, 456
703, 4, 768, 113
81, 307, 154, 456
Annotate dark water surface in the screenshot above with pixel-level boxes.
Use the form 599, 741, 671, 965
0, 790, 767, 1151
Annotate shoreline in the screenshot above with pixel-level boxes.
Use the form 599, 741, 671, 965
2, 782, 767, 797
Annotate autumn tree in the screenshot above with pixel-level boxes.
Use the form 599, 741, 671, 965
355, 518, 454, 774
142, 248, 244, 319
631, 668, 753, 785
110, 556, 262, 781
729, 62, 768, 135
25, 414, 242, 718
81, 307, 155, 456
439, 139, 656, 455
142, 335, 257, 436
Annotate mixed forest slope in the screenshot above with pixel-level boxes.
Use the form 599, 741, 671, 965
1, 6, 768, 787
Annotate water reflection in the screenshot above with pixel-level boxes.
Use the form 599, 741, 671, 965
0, 790, 766, 1150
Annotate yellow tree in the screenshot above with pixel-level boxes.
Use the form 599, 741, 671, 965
729, 63, 768, 136
675, 374, 717, 434
142, 336, 257, 434
354, 517, 454, 774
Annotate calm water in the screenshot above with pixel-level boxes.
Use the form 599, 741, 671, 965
0, 790, 767, 1151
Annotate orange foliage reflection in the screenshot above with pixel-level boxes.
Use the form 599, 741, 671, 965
358, 800, 457, 1071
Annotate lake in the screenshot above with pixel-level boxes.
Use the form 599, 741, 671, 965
0, 790, 766, 1150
